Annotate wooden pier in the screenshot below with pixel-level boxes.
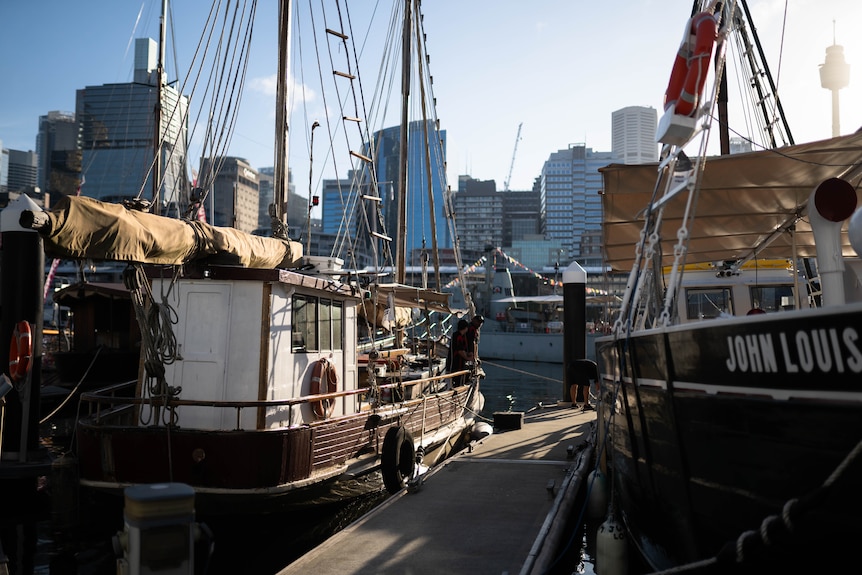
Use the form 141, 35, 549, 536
278, 404, 597, 575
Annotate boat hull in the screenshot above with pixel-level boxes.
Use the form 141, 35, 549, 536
595, 304, 862, 571
76, 382, 478, 514
478, 331, 601, 363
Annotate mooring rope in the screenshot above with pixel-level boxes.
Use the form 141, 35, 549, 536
480, 359, 563, 384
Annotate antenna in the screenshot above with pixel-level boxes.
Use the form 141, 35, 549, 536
503, 122, 523, 191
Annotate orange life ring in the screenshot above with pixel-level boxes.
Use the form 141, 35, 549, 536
9, 320, 33, 383
311, 358, 338, 419
664, 11, 717, 117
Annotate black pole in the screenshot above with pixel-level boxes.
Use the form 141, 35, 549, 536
562, 261, 586, 402
0, 195, 45, 461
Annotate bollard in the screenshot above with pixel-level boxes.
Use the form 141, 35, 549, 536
115, 483, 197, 575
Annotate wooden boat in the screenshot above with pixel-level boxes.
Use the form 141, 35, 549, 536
21, 195, 480, 516
16, 0, 483, 513
594, 0, 862, 571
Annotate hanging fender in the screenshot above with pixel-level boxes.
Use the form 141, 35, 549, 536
381, 426, 416, 494
9, 320, 33, 383
310, 358, 338, 419
664, 11, 717, 117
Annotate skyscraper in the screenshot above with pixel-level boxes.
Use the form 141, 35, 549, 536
6, 149, 38, 196
612, 106, 658, 164
37, 110, 80, 206
540, 144, 611, 264
199, 156, 259, 233
76, 38, 189, 211
453, 176, 502, 261
364, 121, 451, 269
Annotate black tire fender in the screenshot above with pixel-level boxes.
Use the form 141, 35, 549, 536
381, 426, 415, 493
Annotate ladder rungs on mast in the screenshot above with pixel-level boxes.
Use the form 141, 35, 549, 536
325, 28, 348, 40
350, 150, 372, 163
343, 116, 362, 123
333, 70, 356, 80
371, 231, 392, 242
361, 194, 381, 202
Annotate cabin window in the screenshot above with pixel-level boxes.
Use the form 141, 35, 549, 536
293, 295, 318, 352
331, 302, 343, 350
292, 296, 343, 352
749, 285, 795, 312
320, 299, 331, 350
685, 287, 733, 319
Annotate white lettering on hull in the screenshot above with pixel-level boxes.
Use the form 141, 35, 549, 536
725, 327, 862, 374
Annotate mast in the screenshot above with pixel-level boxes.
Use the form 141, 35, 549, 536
272, 0, 293, 239
395, 0, 412, 284
152, 0, 168, 215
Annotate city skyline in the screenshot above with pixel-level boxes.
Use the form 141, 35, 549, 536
2, 0, 860, 200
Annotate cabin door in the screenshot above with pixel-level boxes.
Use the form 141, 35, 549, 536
160, 280, 263, 430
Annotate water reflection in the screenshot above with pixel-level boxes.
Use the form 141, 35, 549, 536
479, 359, 565, 415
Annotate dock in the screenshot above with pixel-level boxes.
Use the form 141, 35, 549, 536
278, 404, 597, 575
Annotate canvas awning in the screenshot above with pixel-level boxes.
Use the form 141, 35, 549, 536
369, 283, 456, 314
492, 295, 564, 304
600, 132, 862, 271
357, 283, 457, 331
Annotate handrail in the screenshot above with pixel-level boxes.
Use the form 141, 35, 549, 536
79, 370, 471, 410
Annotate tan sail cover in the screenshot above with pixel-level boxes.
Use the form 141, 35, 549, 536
36, 195, 303, 269
601, 133, 862, 271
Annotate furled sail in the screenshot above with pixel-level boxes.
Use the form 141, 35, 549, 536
22, 195, 303, 269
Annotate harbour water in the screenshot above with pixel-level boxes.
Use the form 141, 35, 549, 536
5, 359, 622, 575
478, 359, 566, 414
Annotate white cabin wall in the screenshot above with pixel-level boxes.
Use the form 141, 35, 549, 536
266, 284, 300, 427
343, 301, 357, 412
675, 267, 800, 322
264, 286, 359, 427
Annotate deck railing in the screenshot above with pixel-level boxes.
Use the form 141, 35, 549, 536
79, 369, 472, 428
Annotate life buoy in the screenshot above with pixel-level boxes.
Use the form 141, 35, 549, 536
664, 11, 717, 117
9, 321, 33, 383
310, 358, 338, 419
381, 426, 415, 493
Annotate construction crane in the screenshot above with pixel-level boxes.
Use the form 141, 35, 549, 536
503, 122, 523, 191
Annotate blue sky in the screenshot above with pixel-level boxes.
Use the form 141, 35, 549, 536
2, 0, 861, 196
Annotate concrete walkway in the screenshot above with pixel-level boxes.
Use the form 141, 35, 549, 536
278, 404, 597, 575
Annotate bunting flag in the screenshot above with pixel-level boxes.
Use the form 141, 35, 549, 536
443, 249, 606, 296
443, 255, 487, 289
494, 248, 606, 295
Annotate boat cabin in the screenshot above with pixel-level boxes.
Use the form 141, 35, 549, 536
148, 266, 358, 431
674, 260, 800, 322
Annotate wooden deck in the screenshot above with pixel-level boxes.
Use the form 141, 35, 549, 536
277, 404, 597, 575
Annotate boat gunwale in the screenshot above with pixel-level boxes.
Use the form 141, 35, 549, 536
595, 300, 862, 342
78, 370, 472, 427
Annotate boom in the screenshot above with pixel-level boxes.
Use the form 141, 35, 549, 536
503, 122, 523, 191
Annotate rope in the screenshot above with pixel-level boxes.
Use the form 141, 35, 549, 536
646, 439, 862, 575
124, 264, 182, 427
436, 383, 493, 424
481, 360, 563, 384
39, 346, 104, 425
